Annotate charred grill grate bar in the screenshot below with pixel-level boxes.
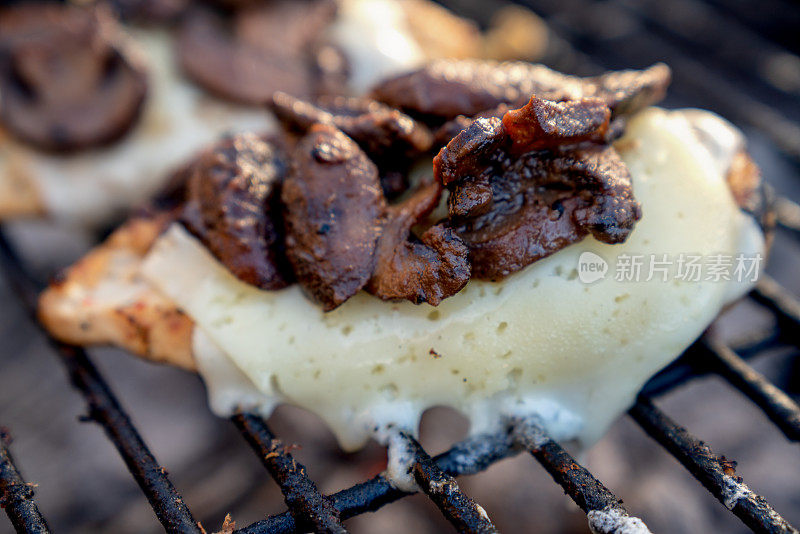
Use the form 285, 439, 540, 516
775, 198, 800, 239
400, 432, 499, 534
697, 339, 800, 442
630, 395, 799, 534
231, 413, 348, 534
510, 417, 648, 531
752, 276, 800, 343
236, 431, 518, 534
0, 231, 204, 534
0, 429, 50, 534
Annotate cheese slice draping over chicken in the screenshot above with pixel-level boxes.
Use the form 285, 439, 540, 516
130, 108, 764, 451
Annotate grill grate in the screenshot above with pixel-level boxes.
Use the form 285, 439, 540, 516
401, 433, 499, 533
2, 0, 800, 532
230, 413, 347, 534
630, 396, 796, 534
510, 418, 643, 527
0, 232, 203, 534
0, 429, 50, 534
697, 338, 800, 442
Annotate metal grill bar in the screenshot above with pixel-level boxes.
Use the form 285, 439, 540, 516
612, 0, 799, 111
0, 230, 203, 534
776, 197, 800, 236
510, 418, 649, 532
231, 413, 347, 534
700, 0, 800, 56
0, 430, 50, 534
236, 431, 517, 534
399, 432, 499, 533
630, 395, 798, 534
751, 276, 800, 341
640, 329, 782, 398
698, 339, 800, 442
61, 345, 204, 534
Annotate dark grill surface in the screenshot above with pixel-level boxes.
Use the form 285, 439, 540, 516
2, 0, 800, 533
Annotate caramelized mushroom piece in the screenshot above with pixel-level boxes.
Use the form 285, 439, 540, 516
434, 117, 507, 186
272, 92, 433, 161
433, 104, 511, 147
177, 0, 336, 105
367, 182, 470, 305
282, 125, 384, 311
451, 145, 640, 280
502, 96, 610, 152
181, 133, 293, 290
447, 174, 494, 218
273, 92, 434, 198
0, 4, 147, 152
436, 96, 611, 186
436, 96, 640, 280
371, 59, 670, 122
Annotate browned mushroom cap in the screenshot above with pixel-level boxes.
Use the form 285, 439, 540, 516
433, 104, 511, 148
447, 174, 494, 218
177, 0, 336, 105
367, 181, 470, 305
435, 96, 640, 280
451, 145, 640, 280
272, 92, 434, 161
502, 96, 610, 152
273, 92, 434, 198
434, 117, 507, 186
435, 97, 611, 187
370, 60, 670, 123
0, 4, 147, 152
282, 124, 384, 311
181, 132, 293, 290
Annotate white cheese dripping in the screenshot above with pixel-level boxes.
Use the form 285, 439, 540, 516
141, 108, 764, 486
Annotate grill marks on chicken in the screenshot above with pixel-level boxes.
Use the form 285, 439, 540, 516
0, 4, 147, 152
170, 60, 666, 308
181, 133, 294, 290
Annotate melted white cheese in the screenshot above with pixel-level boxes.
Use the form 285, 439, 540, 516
140, 108, 764, 453
587, 508, 651, 534
0, 29, 274, 227
326, 0, 426, 94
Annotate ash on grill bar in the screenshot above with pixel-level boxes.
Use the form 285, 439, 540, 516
0, 0, 800, 534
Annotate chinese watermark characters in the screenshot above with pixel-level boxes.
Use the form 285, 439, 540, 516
578, 252, 762, 284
